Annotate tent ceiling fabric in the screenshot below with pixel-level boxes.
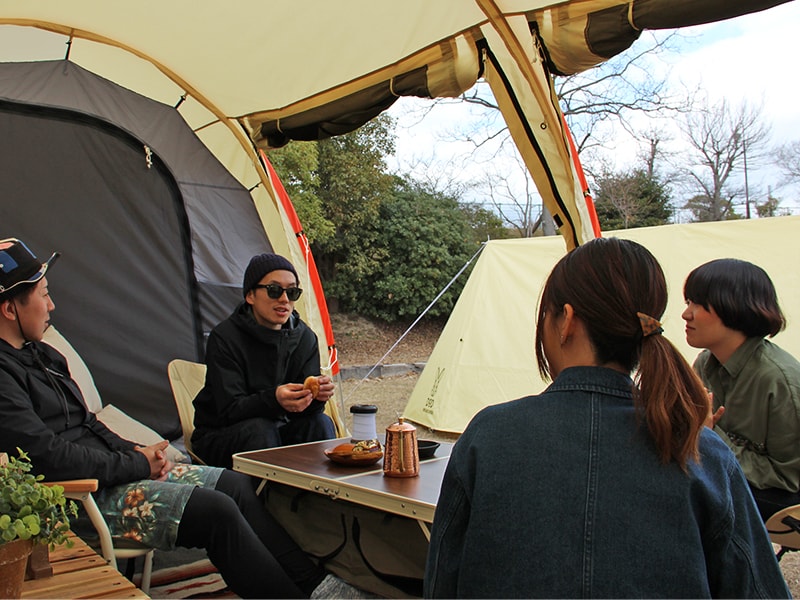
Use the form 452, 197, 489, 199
532, 0, 794, 75
251, 34, 482, 149
0, 0, 793, 250
1, 1, 790, 128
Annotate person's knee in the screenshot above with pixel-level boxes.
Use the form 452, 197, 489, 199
177, 487, 245, 548
237, 417, 282, 450
283, 413, 335, 445
215, 469, 259, 503
189, 488, 240, 521
312, 413, 336, 438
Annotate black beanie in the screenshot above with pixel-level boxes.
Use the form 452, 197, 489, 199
243, 253, 298, 298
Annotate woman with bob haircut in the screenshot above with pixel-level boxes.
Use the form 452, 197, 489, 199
425, 238, 787, 599
683, 258, 800, 521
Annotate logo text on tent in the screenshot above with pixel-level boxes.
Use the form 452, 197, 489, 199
423, 368, 445, 415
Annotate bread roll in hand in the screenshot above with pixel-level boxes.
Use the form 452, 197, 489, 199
303, 375, 320, 399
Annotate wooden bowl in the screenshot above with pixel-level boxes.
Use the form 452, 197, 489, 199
324, 440, 383, 466
324, 448, 383, 466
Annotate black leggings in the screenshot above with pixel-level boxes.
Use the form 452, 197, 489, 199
194, 414, 336, 469
749, 483, 800, 522
175, 470, 325, 598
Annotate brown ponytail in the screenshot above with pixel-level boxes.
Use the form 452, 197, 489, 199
535, 237, 709, 469
636, 334, 709, 468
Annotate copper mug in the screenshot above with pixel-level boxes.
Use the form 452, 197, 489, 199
383, 417, 419, 478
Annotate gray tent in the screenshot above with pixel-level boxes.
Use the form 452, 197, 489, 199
0, 60, 287, 435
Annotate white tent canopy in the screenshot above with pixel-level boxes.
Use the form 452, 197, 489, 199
2, 0, 790, 252
404, 217, 800, 434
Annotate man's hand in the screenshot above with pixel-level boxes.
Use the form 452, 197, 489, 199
314, 375, 335, 403
135, 440, 173, 480
276, 383, 315, 413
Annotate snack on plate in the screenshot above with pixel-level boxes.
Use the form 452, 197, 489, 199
303, 375, 320, 398
331, 439, 381, 455
332, 442, 356, 454
324, 439, 383, 466
352, 439, 381, 453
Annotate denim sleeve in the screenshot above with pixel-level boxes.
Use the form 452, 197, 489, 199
424, 459, 470, 598
704, 459, 791, 598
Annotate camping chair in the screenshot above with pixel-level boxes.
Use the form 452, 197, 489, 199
49, 479, 154, 593
166, 359, 347, 461
766, 504, 800, 561
167, 359, 207, 465
35, 326, 180, 592
0, 453, 154, 593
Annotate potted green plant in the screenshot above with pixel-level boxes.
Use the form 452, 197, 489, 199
0, 449, 78, 598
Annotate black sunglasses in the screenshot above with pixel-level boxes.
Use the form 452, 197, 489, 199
253, 283, 303, 301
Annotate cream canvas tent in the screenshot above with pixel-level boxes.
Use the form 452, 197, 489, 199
0, 0, 792, 434
404, 217, 800, 434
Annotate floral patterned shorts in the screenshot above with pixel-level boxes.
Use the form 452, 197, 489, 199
94, 463, 224, 550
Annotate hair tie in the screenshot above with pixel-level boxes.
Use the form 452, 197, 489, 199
637, 312, 663, 337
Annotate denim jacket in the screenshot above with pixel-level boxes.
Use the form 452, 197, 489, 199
424, 366, 789, 599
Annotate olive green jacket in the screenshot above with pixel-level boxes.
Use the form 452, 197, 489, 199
694, 337, 800, 492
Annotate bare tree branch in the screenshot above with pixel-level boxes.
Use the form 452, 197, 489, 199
396, 30, 695, 235
680, 98, 771, 221
775, 140, 800, 182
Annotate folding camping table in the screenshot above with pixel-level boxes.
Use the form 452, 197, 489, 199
232, 437, 452, 539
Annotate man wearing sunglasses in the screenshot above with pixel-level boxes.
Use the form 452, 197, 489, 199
0, 239, 356, 598
192, 253, 336, 468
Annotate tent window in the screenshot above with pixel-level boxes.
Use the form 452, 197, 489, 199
259, 67, 429, 148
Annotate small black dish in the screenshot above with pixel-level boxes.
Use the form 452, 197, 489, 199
418, 439, 440, 459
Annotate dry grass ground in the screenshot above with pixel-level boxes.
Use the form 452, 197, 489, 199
782, 551, 800, 595
331, 313, 800, 594
331, 313, 455, 442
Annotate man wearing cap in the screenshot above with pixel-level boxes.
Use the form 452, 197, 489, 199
192, 253, 336, 468
0, 238, 365, 598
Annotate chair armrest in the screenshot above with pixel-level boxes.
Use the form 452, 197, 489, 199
43, 479, 118, 569
44, 479, 99, 493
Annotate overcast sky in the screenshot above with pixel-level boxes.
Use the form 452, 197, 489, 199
672, 1, 799, 143
389, 1, 800, 217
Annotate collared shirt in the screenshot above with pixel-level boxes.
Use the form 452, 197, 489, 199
694, 337, 800, 492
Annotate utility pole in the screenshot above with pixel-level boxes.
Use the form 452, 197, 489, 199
743, 136, 751, 219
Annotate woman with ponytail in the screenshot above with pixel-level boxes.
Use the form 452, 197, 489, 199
425, 237, 787, 599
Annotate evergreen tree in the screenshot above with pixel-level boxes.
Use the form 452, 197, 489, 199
358, 180, 477, 321
593, 169, 672, 231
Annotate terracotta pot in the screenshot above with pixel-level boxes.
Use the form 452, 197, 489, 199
0, 538, 34, 599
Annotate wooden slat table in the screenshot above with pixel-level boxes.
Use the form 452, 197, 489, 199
22, 532, 149, 599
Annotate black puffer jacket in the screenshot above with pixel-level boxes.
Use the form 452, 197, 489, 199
192, 303, 323, 434
0, 339, 150, 488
